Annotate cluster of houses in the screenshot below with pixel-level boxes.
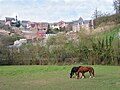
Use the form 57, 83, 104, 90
0, 16, 94, 42
21, 18, 94, 32
0, 16, 94, 32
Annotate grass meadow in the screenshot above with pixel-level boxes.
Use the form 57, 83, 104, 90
0, 65, 120, 90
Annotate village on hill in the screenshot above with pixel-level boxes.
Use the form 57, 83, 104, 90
0, 16, 94, 46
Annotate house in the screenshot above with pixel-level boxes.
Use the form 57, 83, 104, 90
14, 39, 27, 46
36, 22, 48, 38
27, 22, 48, 39
5, 16, 19, 27
37, 22, 49, 33
72, 17, 83, 32
82, 20, 91, 30
5, 17, 15, 26
27, 22, 36, 28
83, 20, 94, 30
5, 17, 15, 22
50, 21, 66, 29
57, 21, 66, 28
51, 23, 59, 29
21, 20, 30, 28
27, 22, 48, 32
72, 17, 94, 32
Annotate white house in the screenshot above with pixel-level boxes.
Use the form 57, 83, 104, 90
14, 39, 27, 46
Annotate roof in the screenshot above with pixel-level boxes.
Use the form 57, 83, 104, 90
73, 20, 83, 25
5, 17, 15, 22
83, 20, 90, 24
21, 20, 29, 23
73, 19, 91, 25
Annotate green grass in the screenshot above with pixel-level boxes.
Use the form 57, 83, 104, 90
0, 65, 120, 90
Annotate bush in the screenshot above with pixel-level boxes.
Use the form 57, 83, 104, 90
0, 28, 119, 65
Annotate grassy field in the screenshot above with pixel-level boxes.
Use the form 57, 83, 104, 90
0, 65, 120, 90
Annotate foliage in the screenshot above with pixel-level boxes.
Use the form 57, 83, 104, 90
0, 24, 12, 31
0, 45, 10, 65
0, 36, 18, 45
92, 8, 111, 19
16, 21, 21, 27
65, 22, 73, 32
0, 33, 23, 44
92, 8, 103, 19
113, 0, 120, 13
0, 27, 120, 65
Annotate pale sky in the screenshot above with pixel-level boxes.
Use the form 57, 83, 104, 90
0, 0, 114, 22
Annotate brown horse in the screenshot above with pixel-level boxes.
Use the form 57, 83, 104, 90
76, 66, 94, 79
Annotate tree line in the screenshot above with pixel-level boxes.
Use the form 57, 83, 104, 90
0, 26, 119, 65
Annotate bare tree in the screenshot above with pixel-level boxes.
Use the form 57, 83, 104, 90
92, 8, 102, 19
113, 0, 120, 13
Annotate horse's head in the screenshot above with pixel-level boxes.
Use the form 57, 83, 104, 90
70, 66, 82, 78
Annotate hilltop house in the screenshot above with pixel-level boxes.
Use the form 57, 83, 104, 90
72, 17, 83, 32
26, 22, 49, 39
5, 16, 19, 27
37, 22, 49, 33
72, 17, 94, 32
21, 20, 30, 28
58, 21, 66, 28
27, 22, 36, 28
5, 17, 15, 26
50, 21, 66, 29
27, 22, 48, 32
5, 17, 15, 23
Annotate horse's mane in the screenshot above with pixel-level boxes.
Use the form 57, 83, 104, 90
71, 66, 82, 73
78, 66, 82, 68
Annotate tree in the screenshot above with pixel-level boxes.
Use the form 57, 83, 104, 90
113, 0, 120, 13
16, 21, 21, 27
92, 8, 102, 19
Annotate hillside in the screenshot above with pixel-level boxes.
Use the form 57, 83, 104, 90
94, 13, 120, 28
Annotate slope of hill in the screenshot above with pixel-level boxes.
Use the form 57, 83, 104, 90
94, 13, 120, 28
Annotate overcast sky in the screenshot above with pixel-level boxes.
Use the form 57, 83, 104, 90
0, 0, 114, 22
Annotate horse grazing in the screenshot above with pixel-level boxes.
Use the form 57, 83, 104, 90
76, 66, 94, 79
70, 66, 82, 78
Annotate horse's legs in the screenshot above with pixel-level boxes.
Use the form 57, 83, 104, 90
92, 69, 95, 78
76, 72, 80, 79
80, 73, 82, 78
89, 69, 95, 78
89, 71, 92, 78
72, 72, 75, 78
81, 73, 85, 79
